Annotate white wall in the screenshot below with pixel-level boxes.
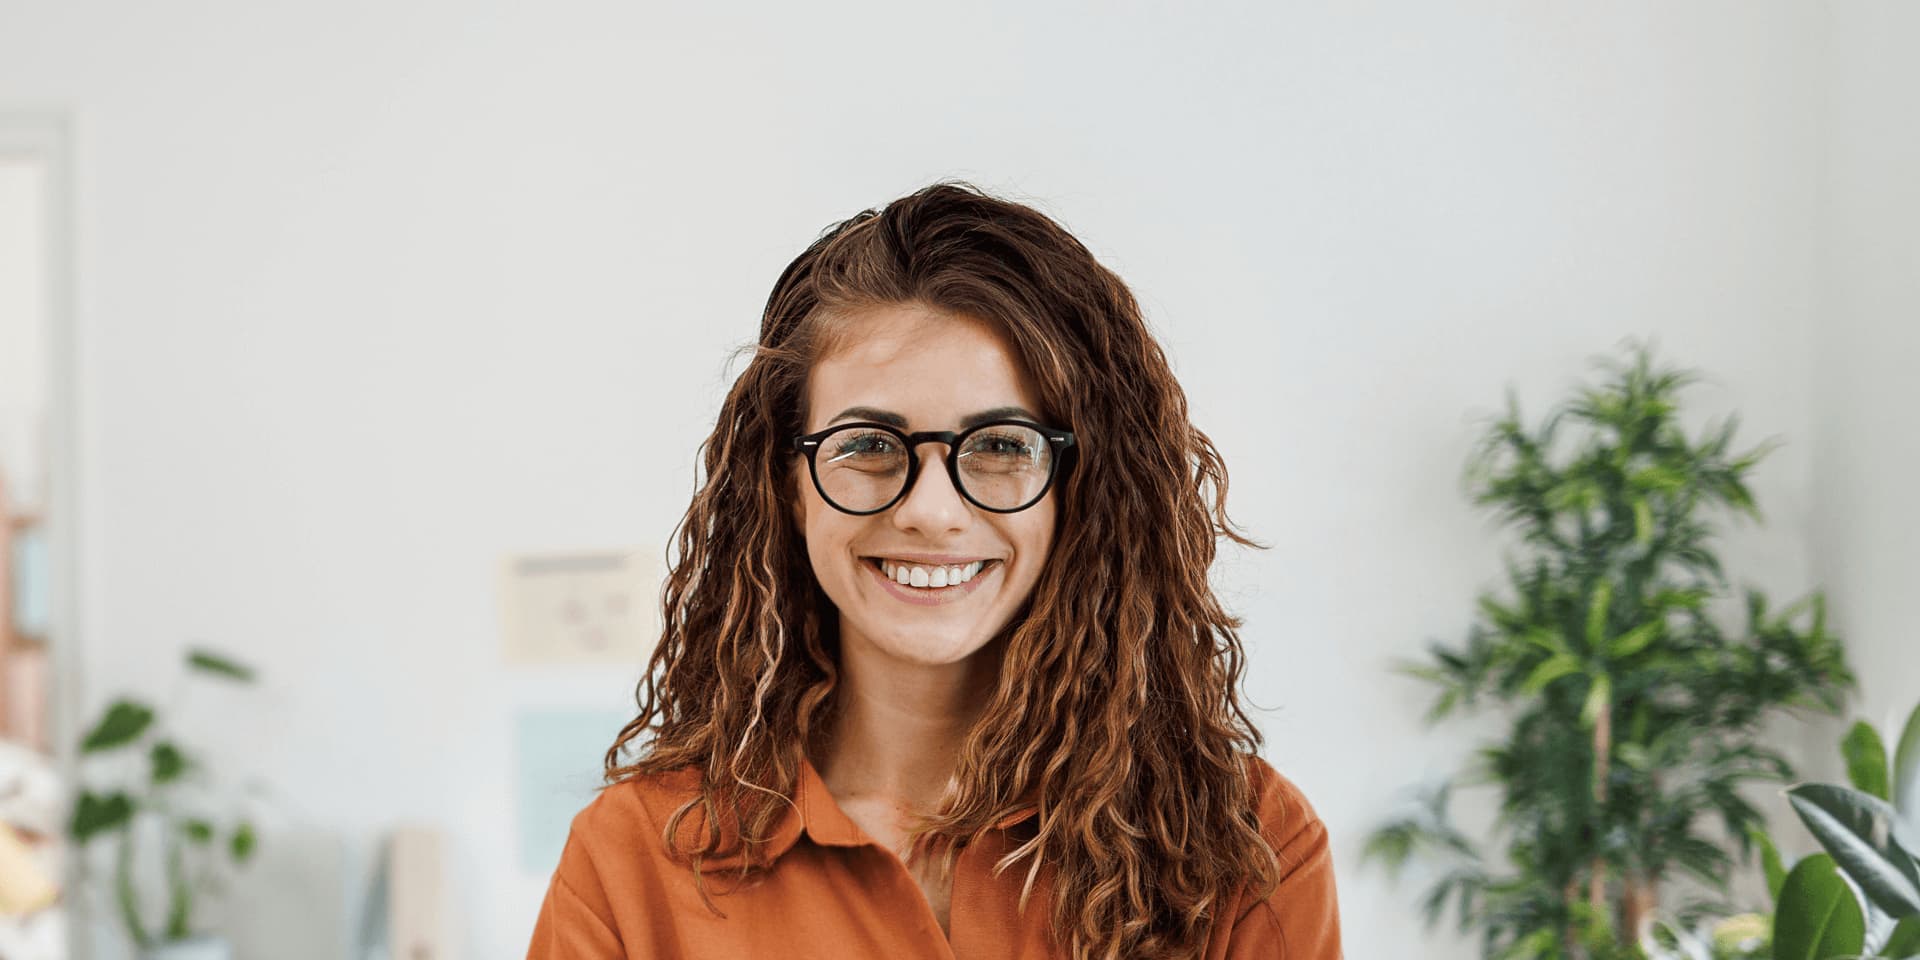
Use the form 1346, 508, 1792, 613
0, 155, 49, 510
1811, 1, 1920, 765
0, 2, 1893, 958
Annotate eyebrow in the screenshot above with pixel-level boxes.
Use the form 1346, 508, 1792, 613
827, 405, 1041, 430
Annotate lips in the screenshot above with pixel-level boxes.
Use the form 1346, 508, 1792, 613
861, 556, 1000, 606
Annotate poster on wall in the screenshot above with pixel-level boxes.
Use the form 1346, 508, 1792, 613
499, 549, 662, 665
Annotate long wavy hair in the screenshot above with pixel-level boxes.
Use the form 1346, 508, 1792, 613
604, 180, 1281, 959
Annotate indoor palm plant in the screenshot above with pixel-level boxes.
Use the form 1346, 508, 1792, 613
69, 648, 260, 959
1364, 342, 1856, 959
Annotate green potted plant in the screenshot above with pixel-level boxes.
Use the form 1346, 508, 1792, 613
1772, 699, 1920, 958
68, 648, 260, 960
1364, 342, 1856, 959
1641, 698, 1920, 959
1766, 697, 1920, 960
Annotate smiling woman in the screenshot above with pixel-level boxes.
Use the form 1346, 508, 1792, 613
526, 181, 1342, 960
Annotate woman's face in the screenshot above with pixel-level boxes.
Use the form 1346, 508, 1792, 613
792, 303, 1059, 668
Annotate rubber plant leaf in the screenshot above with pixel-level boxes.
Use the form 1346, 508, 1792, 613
1881, 915, 1920, 958
1787, 783, 1920, 920
1771, 852, 1865, 960
1894, 700, 1920, 832
1844, 720, 1891, 802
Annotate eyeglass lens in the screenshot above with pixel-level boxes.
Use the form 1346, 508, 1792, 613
814, 424, 1055, 512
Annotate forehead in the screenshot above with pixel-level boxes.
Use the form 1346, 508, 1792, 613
806, 304, 1042, 429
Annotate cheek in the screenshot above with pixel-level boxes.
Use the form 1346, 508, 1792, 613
1010, 509, 1058, 586
795, 500, 857, 579
1030, 502, 1059, 559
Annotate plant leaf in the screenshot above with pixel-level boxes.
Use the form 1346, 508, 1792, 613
1632, 497, 1654, 545
183, 819, 214, 844
1609, 621, 1662, 659
1845, 721, 1891, 801
81, 700, 154, 753
230, 822, 257, 862
1522, 653, 1583, 695
1787, 783, 1920, 919
1749, 824, 1788, 904
1771, 852, 1866, 960
1895, 700, 1920, 830
1581, 672, 1612, 729
1521, 627, 1565, 655
1586, 580, 1614, 651
1884, 916, 1920, 957
69, 790, 135, 843
150, 741, 188, 785
186, 648, 256, 683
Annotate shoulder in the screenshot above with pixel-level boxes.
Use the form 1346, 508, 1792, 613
573, 766, 704, 838
1228, 754, 1342, 956
544, 767, 711, 924
1241, 753, 1329, 868
564, 765, 709, 866
563, 763, 795, 879
536, 766, 757, 948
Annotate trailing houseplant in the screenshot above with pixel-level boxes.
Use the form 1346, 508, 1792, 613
68, 648, 260, 957
1364, 342, 1855, 959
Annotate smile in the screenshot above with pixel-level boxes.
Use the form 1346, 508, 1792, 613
875, 557, 988, 587
861, 557, 1001, 606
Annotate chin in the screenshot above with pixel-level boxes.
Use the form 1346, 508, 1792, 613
867, 628, 996, 667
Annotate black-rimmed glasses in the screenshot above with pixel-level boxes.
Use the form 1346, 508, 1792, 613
790, 419, 1077, 515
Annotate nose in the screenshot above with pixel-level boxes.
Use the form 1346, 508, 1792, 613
889, 441, 969, 533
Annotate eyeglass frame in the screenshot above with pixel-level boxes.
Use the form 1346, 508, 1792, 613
789, 418, 1078, 516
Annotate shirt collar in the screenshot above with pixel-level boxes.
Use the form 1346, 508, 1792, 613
755, 755, 1041, 863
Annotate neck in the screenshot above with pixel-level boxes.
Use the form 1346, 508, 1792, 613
813, 630, 1006, 812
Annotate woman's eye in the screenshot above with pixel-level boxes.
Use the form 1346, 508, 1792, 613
834, 433, 894, 455
974, 434, 1034, 456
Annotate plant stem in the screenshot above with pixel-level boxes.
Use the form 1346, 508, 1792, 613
115, 823, 151, 950
165, 815, 191, 939
1590, 692, 1613, 936
1622, 875, 1658, 945
1591, 696, 1611, 805
1563, 879, 1581, 957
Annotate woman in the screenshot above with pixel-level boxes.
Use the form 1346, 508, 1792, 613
528, 182, 1341, 959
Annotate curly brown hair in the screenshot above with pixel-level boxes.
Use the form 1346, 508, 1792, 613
603, 180, 1281, 959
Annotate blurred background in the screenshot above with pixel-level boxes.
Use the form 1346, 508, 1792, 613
1, 2, 1916, 958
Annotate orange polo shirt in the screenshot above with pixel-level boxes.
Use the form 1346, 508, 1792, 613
527, 753, 1341, 959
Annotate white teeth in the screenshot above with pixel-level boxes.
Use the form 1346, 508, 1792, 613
878, 558, 988, 589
